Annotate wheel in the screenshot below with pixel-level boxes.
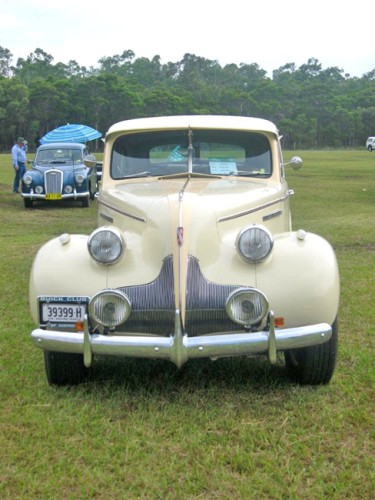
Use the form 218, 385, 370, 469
285, 318, 338, 385
368, 146, 373, 151
24, 198, 34, 208
82, 196, 90, 208
44, 351, 88, 386
89, 180, 96, 200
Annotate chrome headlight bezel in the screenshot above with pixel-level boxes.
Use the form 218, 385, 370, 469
226, 287, 269, 327
75, 173, 85, 184
23, 174, 33, 186
236, 225, 273, 263
89, 289, 131, 327
87, 227, 124, 265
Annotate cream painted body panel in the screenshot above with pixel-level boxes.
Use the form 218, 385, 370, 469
30, 115, 339, 359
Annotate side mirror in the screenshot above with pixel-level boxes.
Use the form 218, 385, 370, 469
284, 156, 302, 171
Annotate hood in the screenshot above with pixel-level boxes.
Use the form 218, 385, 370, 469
100, 176, 284, 224
100, 175, 290, 298
33, 162, 85, 172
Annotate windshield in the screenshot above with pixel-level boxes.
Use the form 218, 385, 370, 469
111, 129, 272, 179
36, 148, 84, 164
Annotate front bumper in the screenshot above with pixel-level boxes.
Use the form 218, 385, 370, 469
22, 190, 89, 200
31, 311, 332, 368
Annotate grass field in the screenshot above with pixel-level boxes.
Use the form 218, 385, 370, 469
0, 150, 374, 498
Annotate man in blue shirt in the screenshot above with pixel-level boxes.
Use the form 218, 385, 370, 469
11, 137, 27, 193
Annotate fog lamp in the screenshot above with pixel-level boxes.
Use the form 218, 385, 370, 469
226, 288, 268, 327
89, 289, 131, 327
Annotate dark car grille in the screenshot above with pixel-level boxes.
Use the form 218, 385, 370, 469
185, 256, 240, 336
45, 170, 63, 194
116, 255, 240, 336
117, 256, 175, 335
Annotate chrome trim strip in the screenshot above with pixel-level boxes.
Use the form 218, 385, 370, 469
99, 200, 146, 223
99, 213, 114, 223
217, 194, 291, 222
263, 210, 282, 221
31, 321, 332, 369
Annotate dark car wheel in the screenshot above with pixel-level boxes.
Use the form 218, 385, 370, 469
44, 351, 88, 386
368, 146, 373, 151
285, 317, 338, 385
82, 196, 90, 208
24, 198, 34, 208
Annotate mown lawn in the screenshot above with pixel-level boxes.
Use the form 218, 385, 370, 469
0, 150, 374, 498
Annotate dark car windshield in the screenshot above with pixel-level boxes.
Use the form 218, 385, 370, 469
111, 129, 272, 179
36, 148, 84, 164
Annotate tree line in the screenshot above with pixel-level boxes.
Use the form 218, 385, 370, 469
1, 46, 374, 152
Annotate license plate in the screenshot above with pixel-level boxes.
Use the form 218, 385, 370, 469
42, 303, 86, 322
45, 193, 62, 200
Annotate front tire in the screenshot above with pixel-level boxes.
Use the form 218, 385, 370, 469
44, 351, 88, 386
285, 318, 338, 385
82, 196, 90, 208
24, 198, 34, 208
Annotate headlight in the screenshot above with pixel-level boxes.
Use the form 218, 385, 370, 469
64, 185, 73, 194
237, 225, 273, 263
23, 174, 33, 186
35, 185, 43, 194
226, 288, 268, 327
88, 227, 124, 264
89, 289, 131, 327
75, 173, 84, 184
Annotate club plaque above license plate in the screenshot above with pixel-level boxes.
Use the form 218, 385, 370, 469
38, 296, 89, 328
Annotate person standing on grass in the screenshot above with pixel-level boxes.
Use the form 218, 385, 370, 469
11, 137, 27, 193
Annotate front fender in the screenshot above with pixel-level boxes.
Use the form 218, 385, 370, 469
29, 234, 108, 323
257, 231, 339, 327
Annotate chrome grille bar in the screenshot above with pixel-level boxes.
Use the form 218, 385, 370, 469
45, 170, 63, 194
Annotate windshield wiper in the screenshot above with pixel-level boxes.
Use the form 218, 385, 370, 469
229, 170, 268, 177
122, 171, 152, 179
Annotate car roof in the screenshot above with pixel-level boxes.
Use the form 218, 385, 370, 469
37, 142, 87, 150
106, 115, 279, 137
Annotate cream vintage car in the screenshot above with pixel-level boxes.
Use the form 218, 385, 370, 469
30, 115, 340, 386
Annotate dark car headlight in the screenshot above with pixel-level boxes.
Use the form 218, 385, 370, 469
23, 174, 33, 186
87, 227, 124, 264
236, 225, 273, 263
75, 173, 85, 184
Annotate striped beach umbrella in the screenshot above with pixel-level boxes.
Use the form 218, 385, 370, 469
39, 124, 102, 144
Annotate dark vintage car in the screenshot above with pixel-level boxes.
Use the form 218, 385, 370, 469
21, 143, 98, 208
29, 116, 340, 386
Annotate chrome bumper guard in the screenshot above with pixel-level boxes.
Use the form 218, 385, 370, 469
31, 311, 332, 368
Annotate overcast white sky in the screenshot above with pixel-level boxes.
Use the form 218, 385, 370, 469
1, 0, 374, 77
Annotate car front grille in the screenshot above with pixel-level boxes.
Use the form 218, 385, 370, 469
185, 256, 240, 336
116, 255, 240, 336
117, 256, 175, 335
45, 170, 63, 194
